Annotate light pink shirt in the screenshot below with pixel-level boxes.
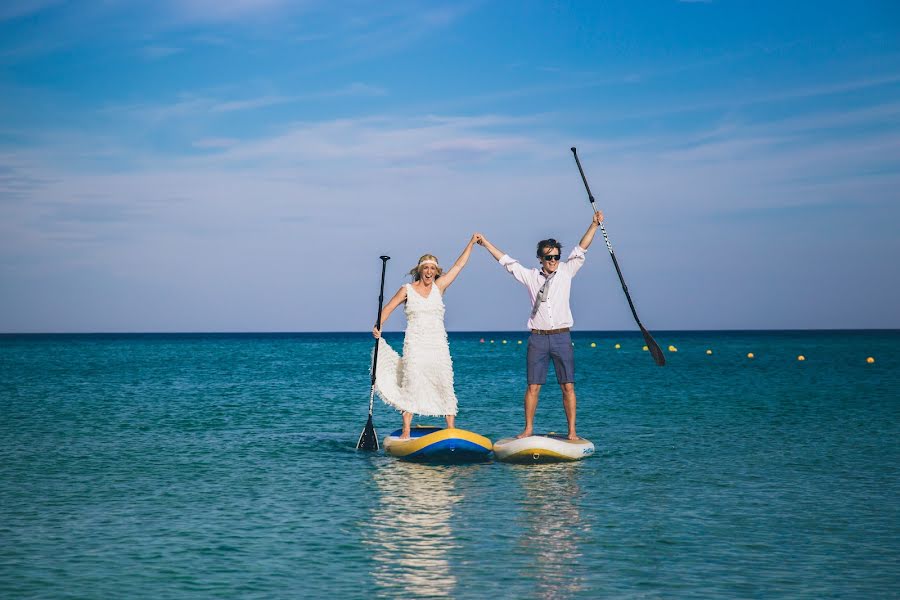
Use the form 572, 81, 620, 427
498, 245, 587, 330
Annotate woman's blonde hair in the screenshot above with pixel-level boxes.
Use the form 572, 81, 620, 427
408, 254, 443, 281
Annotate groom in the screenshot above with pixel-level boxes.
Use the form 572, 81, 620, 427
477, 212, 604, 440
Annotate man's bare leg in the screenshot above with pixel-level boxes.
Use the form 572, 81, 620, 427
400, 411, 412, 439
561, 382, 577, 439
445, 414, 455, 429
517, 384, 542, 438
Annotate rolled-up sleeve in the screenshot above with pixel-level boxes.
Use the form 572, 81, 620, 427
562, 245, 586, 276
499, 254, 531, 286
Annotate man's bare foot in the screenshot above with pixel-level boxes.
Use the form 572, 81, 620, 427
400, 430, 411, 440
515, 430, 533, 439
567, 432, 579, 441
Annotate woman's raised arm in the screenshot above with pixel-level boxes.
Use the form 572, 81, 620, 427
436, 234, 480, 291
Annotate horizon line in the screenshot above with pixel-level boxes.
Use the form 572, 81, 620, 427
1, 328, 898, 336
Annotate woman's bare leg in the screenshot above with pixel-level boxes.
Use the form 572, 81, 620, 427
401, 412, 412, 439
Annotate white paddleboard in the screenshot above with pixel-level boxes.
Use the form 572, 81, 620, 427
493, 434, 595, 463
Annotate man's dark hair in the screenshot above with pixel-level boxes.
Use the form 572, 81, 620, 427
536, 238, 562, 258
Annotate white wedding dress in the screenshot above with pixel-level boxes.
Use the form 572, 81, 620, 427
374, 283, 458, 416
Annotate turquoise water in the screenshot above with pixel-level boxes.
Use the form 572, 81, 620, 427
1, 331, 898, 598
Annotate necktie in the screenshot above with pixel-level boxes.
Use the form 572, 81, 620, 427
531, 271, 555, 318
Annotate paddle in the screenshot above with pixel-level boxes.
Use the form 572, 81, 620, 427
357, 255, 391, 450
570, 147, 666, 366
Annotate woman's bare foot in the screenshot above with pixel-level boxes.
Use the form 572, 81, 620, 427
515, 429, 533, 439
567, 432, 579, 440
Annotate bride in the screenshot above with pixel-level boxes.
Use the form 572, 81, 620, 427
372, 234, 480, 439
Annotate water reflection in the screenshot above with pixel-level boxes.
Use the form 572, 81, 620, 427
513, 463, 587, 599
366, 462, 461, 598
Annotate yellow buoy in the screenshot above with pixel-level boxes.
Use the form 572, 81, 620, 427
642, 345, 648, 351
614, 343, 621, 349
706, 349, 712, 355
747, 353, 754, 359
590, 342, 596, 348
668, 345, 678, 352
517, 340, 522, 345
867, 357, 875, 364
798, 355, 805, 361
502, 340, 507, 344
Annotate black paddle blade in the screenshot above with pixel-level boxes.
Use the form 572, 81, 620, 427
356, 414, 379, 451
641, 326, 666, 366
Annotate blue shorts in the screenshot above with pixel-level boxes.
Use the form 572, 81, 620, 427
527, 331, 575, 385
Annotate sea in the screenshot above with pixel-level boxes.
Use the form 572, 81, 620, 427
1, 330, 897, 599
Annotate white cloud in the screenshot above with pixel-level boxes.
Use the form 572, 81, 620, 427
2, 101, 899, 331
192, 137, 239, 149
194, 115, 542, 170
209, 95, 293, 113
323, 82, 387, 98
102, 83, 390, 123
139, 45, 183, 60
318, 3, 474, 67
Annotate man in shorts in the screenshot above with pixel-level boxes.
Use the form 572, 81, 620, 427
477, 212, 603, 440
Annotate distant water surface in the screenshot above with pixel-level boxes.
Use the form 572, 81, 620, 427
1, 331, 898, 598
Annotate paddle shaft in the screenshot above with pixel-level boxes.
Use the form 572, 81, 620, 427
571, 149, 646, 325
571, 147, 665, 366
369, 255, 390, 414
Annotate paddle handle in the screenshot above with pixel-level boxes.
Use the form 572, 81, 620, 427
369, 255, 390, 414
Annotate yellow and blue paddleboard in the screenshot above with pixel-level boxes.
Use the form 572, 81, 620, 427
383, 426, 492, 463
493, 434, 595, 464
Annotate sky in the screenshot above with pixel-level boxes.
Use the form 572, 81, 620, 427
1, 0, 898, 333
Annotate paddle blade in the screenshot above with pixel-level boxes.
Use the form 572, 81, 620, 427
641, 326, 666, 366
356, 414, 379, 451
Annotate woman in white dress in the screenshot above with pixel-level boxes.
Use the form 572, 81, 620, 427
372, 234, 480, 439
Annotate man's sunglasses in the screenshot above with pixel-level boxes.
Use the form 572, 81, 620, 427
542, 254, 561, 261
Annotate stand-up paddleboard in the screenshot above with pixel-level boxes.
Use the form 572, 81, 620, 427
493, 434, 595, 463
384, 426, 492, 462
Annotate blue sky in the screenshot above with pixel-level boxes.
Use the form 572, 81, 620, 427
1, 0, 898, 332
